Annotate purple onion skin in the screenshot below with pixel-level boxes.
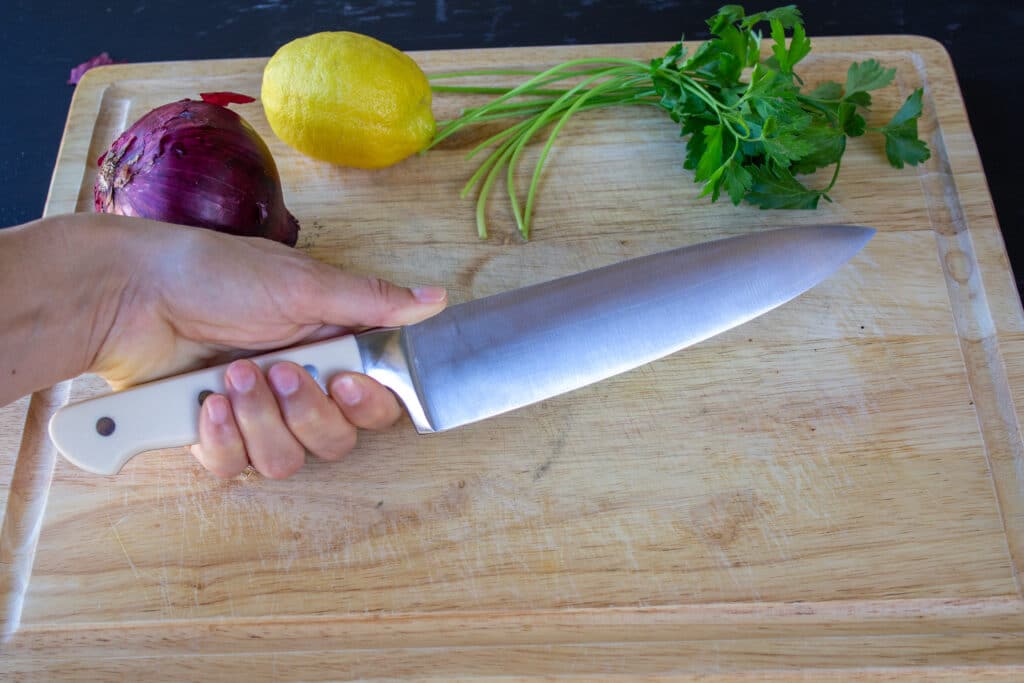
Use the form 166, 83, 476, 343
94, 99, 300, 246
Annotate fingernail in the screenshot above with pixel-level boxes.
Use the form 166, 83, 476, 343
412, 286, 447, 304
206, 395, 228, 425
269, 364, 301, 397
226, 361, 256, 393
334, 375, 363, 406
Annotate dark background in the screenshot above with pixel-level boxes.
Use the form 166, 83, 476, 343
2, 1, 1019, 297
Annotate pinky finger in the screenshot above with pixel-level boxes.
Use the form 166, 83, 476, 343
193, 393, 249, 478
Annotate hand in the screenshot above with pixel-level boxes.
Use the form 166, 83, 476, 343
75, 214, 445, 478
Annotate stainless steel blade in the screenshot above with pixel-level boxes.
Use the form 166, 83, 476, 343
392, 224, 873, 433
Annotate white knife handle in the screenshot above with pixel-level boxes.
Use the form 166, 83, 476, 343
48, 335, 363, 475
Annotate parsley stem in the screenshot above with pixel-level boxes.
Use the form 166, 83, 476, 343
457, 86, 654, 121
429, 58, 651, 148
456, 91, 658, 164
474, 152, 506, 238
432, 85, 576, 97
795, 94, 842, 125
470, 132, 522, 238
430, 69, 548, 79
463, 117, 535, 173
522, 73, 650, 238
505, 66, 640, 237
822, 157, 843, 193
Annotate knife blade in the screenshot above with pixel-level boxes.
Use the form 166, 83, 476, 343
49, 224, 874, 475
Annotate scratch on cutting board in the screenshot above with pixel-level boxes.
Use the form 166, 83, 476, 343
108, 517, 142, 581
543, 527, 562, 570
684, 560, 703, 602
740, 561, 762, 601
158, 566, 172, 614
649, 571, 667, 605
756, 520, 793, 562
612, 520, 640, 571
455, 541, 483, 606
278, 546, 296, 573
754, 432, 838, 530
713, 548, 761, 600
179, 506, 187, 568
565, 569, 581, 605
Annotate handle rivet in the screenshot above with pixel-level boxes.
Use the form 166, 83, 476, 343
96, 417, 116, 437
197, 390, 213, 405
303, 364, 320, 382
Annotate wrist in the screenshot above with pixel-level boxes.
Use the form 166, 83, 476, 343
0, 214, 133, 404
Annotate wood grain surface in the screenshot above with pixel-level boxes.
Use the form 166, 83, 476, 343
1, 36, 1023, 680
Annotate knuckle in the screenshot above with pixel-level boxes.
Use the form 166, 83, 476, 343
287, 405, 325, 434
260, 447, 305, 480
196, 445, 247, 479
360, 276, 402, 324
320, 429, 357, 461
209, 460, 247, 479
362, 391, 403, 430
363, 275, 393, 300
193, 441, 241, 479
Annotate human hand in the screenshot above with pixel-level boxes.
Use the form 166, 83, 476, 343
80, 214, 446, 478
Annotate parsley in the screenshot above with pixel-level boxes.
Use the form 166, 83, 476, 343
428, 4, 930, 239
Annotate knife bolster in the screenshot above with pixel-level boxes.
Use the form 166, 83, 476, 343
356, 328, 434, 434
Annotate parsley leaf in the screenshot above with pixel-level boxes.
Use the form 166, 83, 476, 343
771, 18, 811, 75
747, 165, 824, 209
722, 161, 753, 205
764, 128, 820, 166
790, 126, 846, 174
711, 6, 748, 32
838, 102, 867, 136
762, 5, 803, 27
742, 5, 802, 30
845, 59, 896, 98
809, 80, 843, 101
681, 114, 717, 172
695, 123, 725, 182
881, 88, 931, 168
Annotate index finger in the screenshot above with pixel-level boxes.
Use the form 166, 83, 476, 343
294, 262, 448, 329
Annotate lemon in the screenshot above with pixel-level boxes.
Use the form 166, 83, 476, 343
261, 32, 435, 169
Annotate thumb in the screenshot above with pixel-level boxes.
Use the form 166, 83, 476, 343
301, 262, 448, 329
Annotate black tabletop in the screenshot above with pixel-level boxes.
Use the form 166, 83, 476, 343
2, 1, 1019, 297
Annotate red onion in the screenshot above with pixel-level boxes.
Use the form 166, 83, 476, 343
94, 98, 299, 246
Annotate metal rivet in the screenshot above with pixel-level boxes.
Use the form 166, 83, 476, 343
198, 390, 213, 405
96, 417, 116, 436
303, 364, 319, 382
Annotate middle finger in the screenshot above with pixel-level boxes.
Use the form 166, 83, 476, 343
225, 359, 306, 479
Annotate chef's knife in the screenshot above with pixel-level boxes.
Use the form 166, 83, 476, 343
49, 224, 874, 475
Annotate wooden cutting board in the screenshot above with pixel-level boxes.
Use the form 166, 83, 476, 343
2, 36, 1023, 680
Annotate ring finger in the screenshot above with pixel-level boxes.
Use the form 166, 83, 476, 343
268, 362, 357, 461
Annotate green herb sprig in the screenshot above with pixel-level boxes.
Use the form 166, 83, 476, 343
427, 4, 930, 239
